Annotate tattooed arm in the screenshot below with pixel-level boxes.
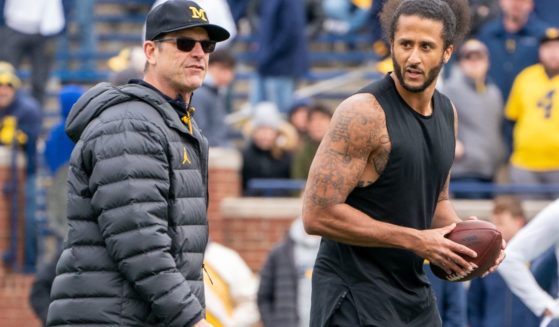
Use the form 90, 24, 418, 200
302, 94, 411, 248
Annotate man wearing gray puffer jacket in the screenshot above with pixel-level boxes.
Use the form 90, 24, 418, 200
46, 1, 229, 326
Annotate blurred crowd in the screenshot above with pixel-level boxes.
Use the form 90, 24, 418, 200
0, 0, 557, 326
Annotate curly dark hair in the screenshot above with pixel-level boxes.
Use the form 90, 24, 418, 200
379, 0, 470, 49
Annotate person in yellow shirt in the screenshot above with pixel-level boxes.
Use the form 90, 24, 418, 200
204, 241, 260, 327
505, 27, 559, 199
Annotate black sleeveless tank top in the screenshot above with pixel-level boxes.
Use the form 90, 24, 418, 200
312, 74, 455, 326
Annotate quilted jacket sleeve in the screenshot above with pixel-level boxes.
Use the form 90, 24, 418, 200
86, 118, 203, 326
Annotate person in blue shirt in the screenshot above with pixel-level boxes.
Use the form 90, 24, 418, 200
477, 0, 549, 102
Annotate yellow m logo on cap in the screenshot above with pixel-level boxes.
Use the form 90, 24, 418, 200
189, 6, 207, 21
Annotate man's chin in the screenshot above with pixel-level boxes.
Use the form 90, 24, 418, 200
184, 79, 204, 91
402, 81, 427, 93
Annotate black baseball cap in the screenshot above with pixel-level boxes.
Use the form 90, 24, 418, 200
145, 0, 230, 42
540, 27, 559, 45
458, 39, 489, 60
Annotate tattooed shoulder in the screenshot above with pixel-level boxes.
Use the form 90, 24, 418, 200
305, 94, 383, 207
354, 97, 391, 187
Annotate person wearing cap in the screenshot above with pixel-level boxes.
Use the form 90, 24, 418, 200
0, 61, 42, 175
0, 61, 42, 271
46, 1, 229, 326
504, 26, 559, 199
441, 39, 505, 199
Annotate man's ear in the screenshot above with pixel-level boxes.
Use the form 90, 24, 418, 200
443, 45, 454, 64
144, 41, 157, 65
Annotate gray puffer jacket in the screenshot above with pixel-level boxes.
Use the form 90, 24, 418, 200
47, 82, 209, 327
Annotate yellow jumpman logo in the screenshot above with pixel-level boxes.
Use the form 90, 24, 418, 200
182, 147, 191, 165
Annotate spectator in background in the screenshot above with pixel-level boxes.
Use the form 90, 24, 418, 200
291, 103, 332, 180
499, 199, 559, 326
241, 102, 296, 196
204, 241, 260, 327
191, 48, 237, 147
424, 264, 467, 327
505, 27, 559, 199
468, 196, 540, 327
441, 39, 505, 199
0, 0, 71, 105
287, 98, 312, 139
107, 46, 144, 86
250, 0, 310, 114
43, 85, 83, 242
0, 61, 42, 176
257, 217, 321, 327
0, 61, 42, 270
477, 0, 549, 101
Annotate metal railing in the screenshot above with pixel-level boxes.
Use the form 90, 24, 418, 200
247, 178, 559, 198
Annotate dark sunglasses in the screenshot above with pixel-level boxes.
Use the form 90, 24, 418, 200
155, 37, 216, 53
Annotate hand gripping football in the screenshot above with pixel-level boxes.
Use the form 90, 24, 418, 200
430, 220, 502, 282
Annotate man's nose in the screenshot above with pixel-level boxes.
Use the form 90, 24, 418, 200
407, 48, 421, 65
190, 42, 205, 57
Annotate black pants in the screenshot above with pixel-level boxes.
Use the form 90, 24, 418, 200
0, 26, 55, 105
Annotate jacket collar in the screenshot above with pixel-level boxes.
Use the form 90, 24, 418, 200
66, 82, 201, 142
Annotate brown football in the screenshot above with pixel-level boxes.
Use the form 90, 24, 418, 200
430, 220, 502, 282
